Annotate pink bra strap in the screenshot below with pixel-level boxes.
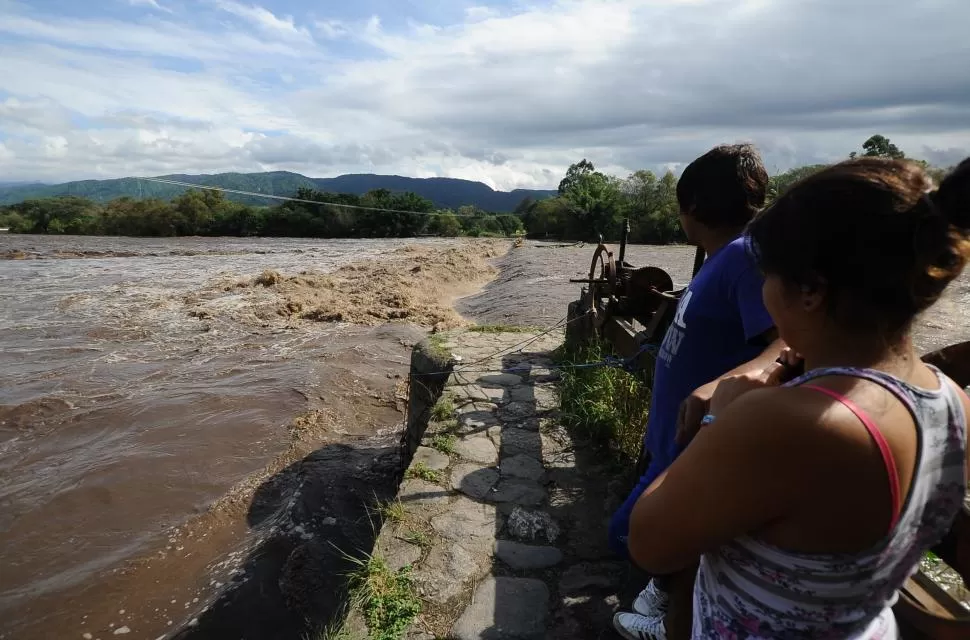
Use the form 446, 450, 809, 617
801, 384, 902, 531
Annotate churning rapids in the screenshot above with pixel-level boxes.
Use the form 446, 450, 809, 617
1, 235, 967, 640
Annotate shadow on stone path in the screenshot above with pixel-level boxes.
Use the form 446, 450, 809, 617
370, 329, 647, 639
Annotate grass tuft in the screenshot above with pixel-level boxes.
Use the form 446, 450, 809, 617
554, 339, 652, 464
402, 529, 432, 548
429, 433, 457, 455
347, 553, 422, 640
405, 461, 443, 484
424, 333, 452, 362
429, 394, 456, 422
380, 500, 408, 524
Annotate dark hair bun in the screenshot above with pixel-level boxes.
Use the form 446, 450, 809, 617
933, 158, 970, 230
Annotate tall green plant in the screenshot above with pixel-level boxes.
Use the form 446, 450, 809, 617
555, 340, 652, 463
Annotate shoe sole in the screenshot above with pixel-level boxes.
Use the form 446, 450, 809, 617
612, 612, 663, 640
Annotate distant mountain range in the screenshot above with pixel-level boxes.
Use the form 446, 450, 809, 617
0, 171, 557, 212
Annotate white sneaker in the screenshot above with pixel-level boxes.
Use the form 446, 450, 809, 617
633, 579, 669, 617
612, 611, 668, 640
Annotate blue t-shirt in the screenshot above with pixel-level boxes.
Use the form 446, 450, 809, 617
642, 235, 774, 483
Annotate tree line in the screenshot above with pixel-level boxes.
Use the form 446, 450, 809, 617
0, 187, 525, 239
517, 135, 954, 243
0, 135, 952, 242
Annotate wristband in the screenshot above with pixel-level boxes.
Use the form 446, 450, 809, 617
700, 414, 716, 426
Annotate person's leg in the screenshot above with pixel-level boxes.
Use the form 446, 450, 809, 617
611, 459, 672, 639
614, 567, 695, 640
608, 458, 665, 558
663, 563, 698, 640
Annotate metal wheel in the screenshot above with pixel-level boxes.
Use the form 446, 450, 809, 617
583, 243, 617, 328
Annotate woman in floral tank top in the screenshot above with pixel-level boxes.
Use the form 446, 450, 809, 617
623, 157, 970, 640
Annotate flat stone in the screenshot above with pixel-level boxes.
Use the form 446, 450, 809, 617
377, 534, 423, 571
533, 386, 559, 411
548, 485, 584, 509
398, 479, 451, 506
416, 543, 486, 603
489, 478, 546, 506
509, 417, 542, 432
495, 541, 563, 569
499, 455, 544, 481
558, 562, 625, 594
498, 401, 536, 421
510, 385, 537, 403
431, 498, 500, 548
540, 421, 571, 444
523, 356, 554, 368
491, 427, 541, 458
454, 384, 508, 404
454, 436, 498, 465
413, 446, 450, 471
451, 463, 499, 500
478, 373, 523, 387
457, 401, 499, 415
452, 577, 549, 640
543, 450, 576, 469
458, 409, 500, 432
526, 368, 559, 382
506, 507, 560, 543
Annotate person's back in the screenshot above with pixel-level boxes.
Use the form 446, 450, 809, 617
626, 157, 970, 639
695, 365, 966, 638
612, 144, 785, 640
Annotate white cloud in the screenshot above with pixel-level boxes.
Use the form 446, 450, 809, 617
464, 6, 501, 22
128, 0, 170, 11
0, 0, 968, 189
213, 0, 311, 41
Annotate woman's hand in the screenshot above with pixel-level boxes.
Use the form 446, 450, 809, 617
708, 348, 804, 416
709, 371, 773, 416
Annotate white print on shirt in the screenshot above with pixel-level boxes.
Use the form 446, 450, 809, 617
671, 290, 692, 330
658, 289, 693, 366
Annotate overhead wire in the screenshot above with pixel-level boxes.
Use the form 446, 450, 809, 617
137, 176, 508, 218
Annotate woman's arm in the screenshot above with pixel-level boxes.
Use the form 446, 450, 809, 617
628, 388, 820, 574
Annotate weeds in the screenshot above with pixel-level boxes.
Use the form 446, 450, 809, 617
347, 553, 422, 640
424, 333, 452, 362
402, 529, 432, 548
467, 324, 538, 334
405, 462, 443, 484
313, 620, 356, 640
554, 339, 652, 464
429, 433, 457, 455
429, 394, 455, 422
380, 500, 408, 524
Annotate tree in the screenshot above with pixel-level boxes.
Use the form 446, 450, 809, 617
859, 134, 905, 160
622, 170, 659, 213
558, 159, 597, 195
767, 164, 828, 201
427, 211, 462, 236
556, 160, 624, 240
645, 170, 683, 244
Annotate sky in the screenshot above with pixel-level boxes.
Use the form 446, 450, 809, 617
1, 0, 969, 190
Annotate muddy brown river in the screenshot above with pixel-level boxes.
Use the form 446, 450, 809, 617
1, 235, 967, 639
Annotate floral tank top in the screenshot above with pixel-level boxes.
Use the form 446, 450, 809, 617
692, 366, 968, 639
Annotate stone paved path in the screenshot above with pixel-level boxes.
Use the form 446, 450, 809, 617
363, 329, 637, 639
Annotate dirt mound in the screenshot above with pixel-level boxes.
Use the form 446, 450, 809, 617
219, 240, 506, 330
